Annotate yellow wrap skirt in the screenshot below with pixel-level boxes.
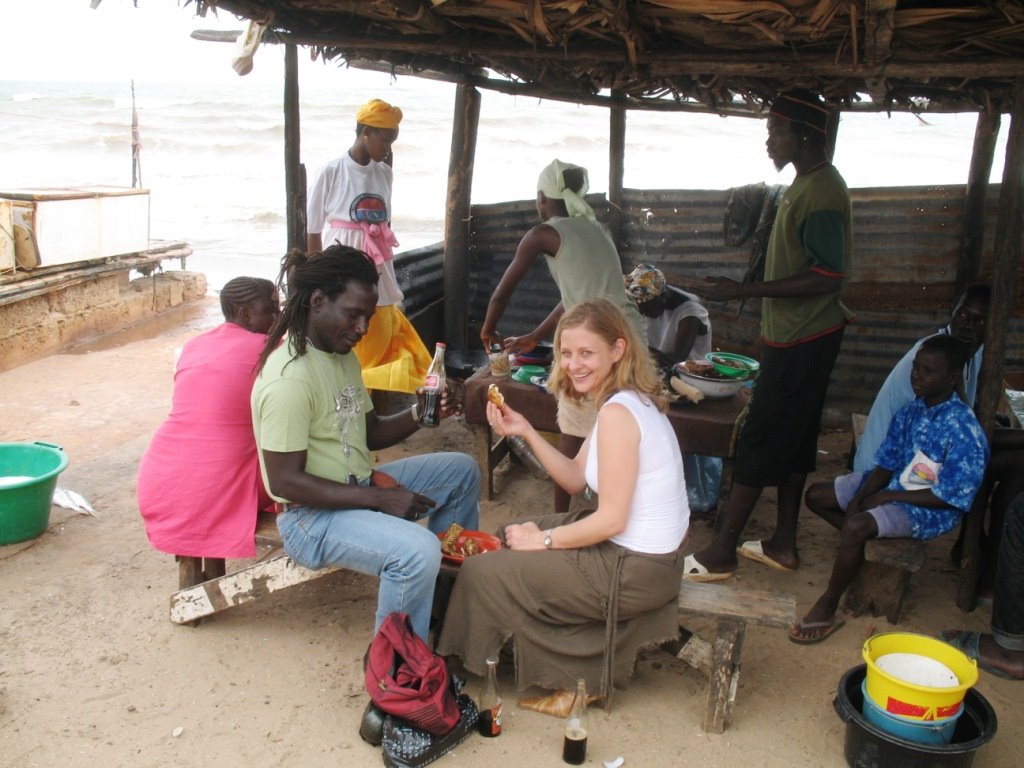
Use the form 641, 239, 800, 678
354, 304, 431, 394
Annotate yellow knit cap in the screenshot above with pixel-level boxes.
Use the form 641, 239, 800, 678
355, 98, 403, 129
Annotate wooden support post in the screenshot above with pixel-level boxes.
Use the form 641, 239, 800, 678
608, 93, 626, 249
704, 619, 745, 733
443, 83, 481, 349
958, 84, 1024, 611
284, 43, 305, 251
957, 107, 1001, 293
825, 110, 840, 163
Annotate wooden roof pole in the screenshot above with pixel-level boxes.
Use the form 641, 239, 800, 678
957, 83, 1024, 612
284, 43, 305, 251
957, 107, 1002, 294
608, 92, 626, 251
443, 83, 481, 350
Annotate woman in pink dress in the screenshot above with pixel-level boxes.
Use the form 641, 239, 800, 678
137, 277, 279, 559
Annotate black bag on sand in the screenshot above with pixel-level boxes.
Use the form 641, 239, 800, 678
381, 675, 478, 768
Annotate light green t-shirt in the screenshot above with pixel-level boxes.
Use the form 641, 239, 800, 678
763, 164, 853, 345
545, 216, 647, 344
251, 338, 374, 503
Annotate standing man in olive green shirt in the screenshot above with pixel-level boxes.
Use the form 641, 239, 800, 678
685, 90, 853, 582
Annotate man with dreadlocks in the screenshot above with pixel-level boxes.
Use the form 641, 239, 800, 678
251, 244, 479, 643
685, 89, 853, 582
138, 276, 280, 561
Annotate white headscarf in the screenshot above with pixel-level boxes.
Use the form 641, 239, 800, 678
536, 159, 595, 221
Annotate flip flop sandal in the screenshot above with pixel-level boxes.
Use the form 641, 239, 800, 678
682, 554, 734, 583
737, 540, 796, 572
789, 617, 846, 645
940, 629, 1023, 681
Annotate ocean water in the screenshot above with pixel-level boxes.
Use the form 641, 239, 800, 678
0, 75, 1007, 291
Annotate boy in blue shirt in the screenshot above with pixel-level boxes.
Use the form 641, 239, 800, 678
791, 334, 989, 644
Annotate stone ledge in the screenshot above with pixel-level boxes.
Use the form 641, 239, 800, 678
0, 271, 207, 372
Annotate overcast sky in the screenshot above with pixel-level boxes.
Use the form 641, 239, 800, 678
0, 0, 334, 86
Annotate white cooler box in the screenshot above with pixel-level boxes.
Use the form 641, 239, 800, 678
0, 186, 150, 270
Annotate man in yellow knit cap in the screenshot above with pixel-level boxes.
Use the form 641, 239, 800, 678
306, 98, 431, 395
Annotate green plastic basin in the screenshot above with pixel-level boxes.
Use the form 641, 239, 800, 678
0, 442, 69, 545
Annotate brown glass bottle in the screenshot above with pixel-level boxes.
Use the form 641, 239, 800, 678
561, 679, 588, 764
477, 657, 502, 737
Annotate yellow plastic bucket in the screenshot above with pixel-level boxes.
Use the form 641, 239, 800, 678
862, 633, 978, 721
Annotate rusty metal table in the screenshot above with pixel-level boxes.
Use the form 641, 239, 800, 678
463, 367, 750, 501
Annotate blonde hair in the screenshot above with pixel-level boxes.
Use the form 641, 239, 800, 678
547, 298, 666, 411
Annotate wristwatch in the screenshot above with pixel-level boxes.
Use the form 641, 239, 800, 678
543, 529, 554, 550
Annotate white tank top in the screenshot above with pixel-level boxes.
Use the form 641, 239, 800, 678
584, 390, 689, 553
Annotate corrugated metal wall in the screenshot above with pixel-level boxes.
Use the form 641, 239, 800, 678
444, 184, 1023, 418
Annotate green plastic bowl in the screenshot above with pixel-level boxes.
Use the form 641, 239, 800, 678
705, 352, 759, 379
0, 442, 69, 545
511, 364, 547, 384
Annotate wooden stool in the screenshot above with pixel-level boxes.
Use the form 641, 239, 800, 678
676, 581, 796, 733
844, 538, 926, 624
176, 556, 226, 590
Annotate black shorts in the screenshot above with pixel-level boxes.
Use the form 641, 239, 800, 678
733, 328, 844, 487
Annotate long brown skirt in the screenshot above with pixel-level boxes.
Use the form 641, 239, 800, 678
436, 512, 684, 700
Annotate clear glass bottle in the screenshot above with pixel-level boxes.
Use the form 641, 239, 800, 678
562, 679, 588, 764
419, 342, 446, 427
477, 656, 502, 737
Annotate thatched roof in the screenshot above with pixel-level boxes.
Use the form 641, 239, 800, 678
191, 1, 1024, 115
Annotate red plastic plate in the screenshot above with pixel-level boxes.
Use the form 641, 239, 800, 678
437, 529, 503, 564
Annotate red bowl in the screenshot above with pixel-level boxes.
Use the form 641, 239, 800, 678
436, 529, 503, 564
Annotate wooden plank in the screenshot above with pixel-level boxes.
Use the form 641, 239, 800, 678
678, 582, 796, 629
169, 555, 337, 624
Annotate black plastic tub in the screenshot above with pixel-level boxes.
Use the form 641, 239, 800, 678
834, 665, 997, 768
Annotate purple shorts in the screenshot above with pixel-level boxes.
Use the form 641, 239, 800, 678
834, 472, 913, 539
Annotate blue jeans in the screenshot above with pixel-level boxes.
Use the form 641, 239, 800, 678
276, 452, 479, 641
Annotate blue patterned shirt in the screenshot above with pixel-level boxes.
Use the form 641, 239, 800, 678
875, 392, 989, 539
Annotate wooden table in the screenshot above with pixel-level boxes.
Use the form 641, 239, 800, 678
463, 367, 750, 501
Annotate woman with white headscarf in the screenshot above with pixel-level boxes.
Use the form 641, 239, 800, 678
480, 159, 646, 512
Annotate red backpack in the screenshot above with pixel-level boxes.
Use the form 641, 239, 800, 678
365, 612, 461, 735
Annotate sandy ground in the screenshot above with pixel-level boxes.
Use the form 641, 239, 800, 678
0, 298, 1019, 768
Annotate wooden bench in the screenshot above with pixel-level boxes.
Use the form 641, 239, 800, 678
675, 581, 796, 733
843, 538, 926, 624
169, 511, 338, 625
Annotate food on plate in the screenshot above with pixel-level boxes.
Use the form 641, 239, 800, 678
678, 360, 729, 380
487, 383, 505, 407
710, 354, 750, 371
440, 522, 484, 559
670, 376, 705, 404
441, 522, 464, 552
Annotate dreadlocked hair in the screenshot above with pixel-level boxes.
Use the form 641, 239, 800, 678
219, 276, 274, 322
256, 245, 379, 374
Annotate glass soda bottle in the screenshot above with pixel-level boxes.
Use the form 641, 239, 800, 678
477, 656, 502, 737
562, 679, 588, 764
419, 342, 446, 427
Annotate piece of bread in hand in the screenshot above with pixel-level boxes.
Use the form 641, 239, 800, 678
487, 383, 505, 407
